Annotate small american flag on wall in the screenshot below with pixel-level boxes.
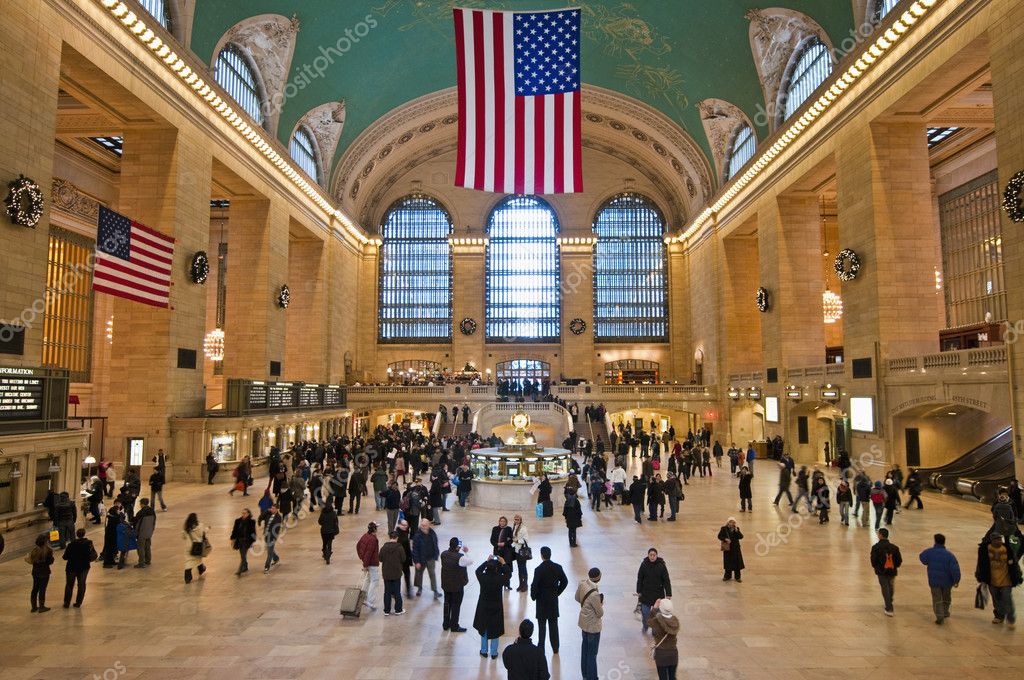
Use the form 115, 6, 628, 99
93, 206, 175, 308
453, 6, 583, 194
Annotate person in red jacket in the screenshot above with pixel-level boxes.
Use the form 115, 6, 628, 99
356, 522, 381, 612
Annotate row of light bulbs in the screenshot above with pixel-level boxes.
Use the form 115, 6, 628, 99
95, 0, 370, 244
678, 0, 942, 243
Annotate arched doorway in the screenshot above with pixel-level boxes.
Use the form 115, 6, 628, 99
495, 359, 550, 389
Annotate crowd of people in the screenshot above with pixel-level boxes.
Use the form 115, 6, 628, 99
17, 422, 1024, 679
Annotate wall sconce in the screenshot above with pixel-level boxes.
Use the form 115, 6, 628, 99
786, 385, 803, 401
747, 387, 762, 401
727, 386, 740, 400
9, 461, 22, 479
48, 457, 61, 473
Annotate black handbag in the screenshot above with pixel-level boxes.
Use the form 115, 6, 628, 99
517, 541, 533, 561
190, 540, 204, 557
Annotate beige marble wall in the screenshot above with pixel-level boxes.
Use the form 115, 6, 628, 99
284, 236, 327, 383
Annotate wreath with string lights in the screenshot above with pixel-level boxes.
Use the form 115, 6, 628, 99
756, 287, 770, 313
278, 284, 291, 309
4, 175, 44, 228
459, 317, 477, 335
834, 249, 861, 282
1003, 170, 1024, 223
190, 251, 210, 285
569, 318, 587, 335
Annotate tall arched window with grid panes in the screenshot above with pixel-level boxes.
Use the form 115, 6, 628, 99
486, 196, 560, 342
378, 195, 453, 343
780, 39, 833, 123
725, 124, 756, 181
592, 193, 668, 342
289, 126, 321, 184
214, 44, 265, 127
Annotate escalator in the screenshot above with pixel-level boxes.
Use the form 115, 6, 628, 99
955, 438, 1016, 504
917, 427, 1012, 493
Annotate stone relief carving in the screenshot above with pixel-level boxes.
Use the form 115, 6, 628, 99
216, 14, 300, 135
51, 178, 100, 222
294, 101, 347, 186
698, 98, 755, 182
746, 8, 832, 131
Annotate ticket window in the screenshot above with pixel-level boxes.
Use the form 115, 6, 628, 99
34, 457, 59, 507
211, 434, 237, 463
0, 461, 17, 514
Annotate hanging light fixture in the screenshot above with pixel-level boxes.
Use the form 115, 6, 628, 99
823, 289, 843, 324
203, 328, 225, 362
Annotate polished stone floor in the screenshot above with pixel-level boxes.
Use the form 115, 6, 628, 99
0, 459, 1019, 680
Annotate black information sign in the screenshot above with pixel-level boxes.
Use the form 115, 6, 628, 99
226, 380, 347, 416
298, 385, 320, 408
267, 383, 297, 409
247, 383, 268, 410
0, 368, 44, 419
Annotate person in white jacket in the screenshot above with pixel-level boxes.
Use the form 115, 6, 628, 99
510, 514, 531, 592
609, 465, 627, 502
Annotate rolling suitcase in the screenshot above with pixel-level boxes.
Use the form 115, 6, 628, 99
542, 500, 553, 517
339, 587, 365, 619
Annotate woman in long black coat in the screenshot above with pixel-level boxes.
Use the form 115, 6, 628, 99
473, 557, 511, 659
563, 491, 583, 547
490, 516, 514, 588
101, 503, 123, 568
717, 517, 745, 582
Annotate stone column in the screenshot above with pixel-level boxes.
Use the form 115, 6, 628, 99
667, 241, 691, 383
757, 194, 826, 372
722, 233, 763, 375
835, 121, 944, 462
988, 1, 1024, 474
284, 236, 327, 382
451, 240, 486, 373
222, 197, 288, 381
354, 244, 380, 381
326, 234, 359, 384
559, 240, 594, 382
104, 128, 212, 476
0, 0, 62, 366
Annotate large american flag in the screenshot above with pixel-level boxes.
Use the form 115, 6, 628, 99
454, 7, 583, 194
93, 206, 175, 308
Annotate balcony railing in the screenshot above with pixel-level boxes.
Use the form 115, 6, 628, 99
346, 383, 715, 402
886, 346, 1007, 374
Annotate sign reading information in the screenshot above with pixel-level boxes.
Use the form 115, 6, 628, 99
0, 367, 44, 419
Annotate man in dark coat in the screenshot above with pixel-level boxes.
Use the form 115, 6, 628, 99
718, 518, 745, 582
562, 491, 583, 547
62, 528, 96, 608
502, 619, 551, 680
318, 504, 340, 564
530, 546, 568, 654
474, 557, 511, 658
629, 476, 647, 524
636, 547, 672, 633
440, 536, 472, 631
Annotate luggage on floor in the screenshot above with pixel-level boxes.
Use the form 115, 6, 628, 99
542, 500, 553, 517
339, 587, 366, 619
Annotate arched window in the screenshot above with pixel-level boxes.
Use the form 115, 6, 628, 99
138, 0, 170, 29
604, 360, 661, 384
781, 39, 833, 123
289, 126, 321, 183
496, 359, 550, 389
214, 44, 265, 127
592, 193, 667, 342
486, 196, 560, 342
378, 195, 453, 342
725, 124, 756, 180
873, 0, 901, 21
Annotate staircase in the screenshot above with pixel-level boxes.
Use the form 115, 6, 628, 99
588, 419, 612, 450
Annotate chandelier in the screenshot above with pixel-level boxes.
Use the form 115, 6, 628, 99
822, 289, 843, 324
203, 328, 225, 362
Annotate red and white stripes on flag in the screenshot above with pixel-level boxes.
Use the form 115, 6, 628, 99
454, 7, 583, 195
93, 206, 175, 308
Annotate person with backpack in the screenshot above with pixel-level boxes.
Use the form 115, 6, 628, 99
53, 491, 77, 548
870, 481, 887, 530
919, 533, 961, 624
870, 528, 903, 616
975, 530, 1022, 628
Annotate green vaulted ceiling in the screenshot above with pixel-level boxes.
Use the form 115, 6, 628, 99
191, 1, 856, 177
